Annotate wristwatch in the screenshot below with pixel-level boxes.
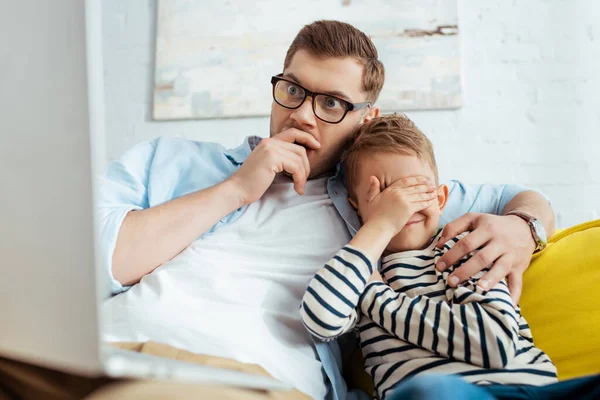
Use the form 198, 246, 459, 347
505, 211, 547, 253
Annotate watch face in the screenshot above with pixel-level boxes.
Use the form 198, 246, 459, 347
532, 219, 547, 243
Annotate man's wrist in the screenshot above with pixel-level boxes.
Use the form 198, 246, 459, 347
219, 178, 248, 209
504, 213, 539, 253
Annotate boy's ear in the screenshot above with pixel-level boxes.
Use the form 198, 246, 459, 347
437, 184, 449, 211
348, 196, 359, 214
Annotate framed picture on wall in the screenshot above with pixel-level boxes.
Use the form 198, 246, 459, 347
153, 0, 461, 120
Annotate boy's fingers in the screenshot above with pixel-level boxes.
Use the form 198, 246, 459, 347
367, 176, 381, 202
390, 175, 434, 189
408, 191, 437, 203
403, 183, 437, 195
413, 199, 436, 213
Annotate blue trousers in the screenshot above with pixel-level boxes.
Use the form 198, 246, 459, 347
386, 374, 600, 400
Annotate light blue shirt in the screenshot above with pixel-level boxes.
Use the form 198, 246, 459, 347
97, 136, 545, 400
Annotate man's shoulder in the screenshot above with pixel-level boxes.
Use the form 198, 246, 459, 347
105, 135, 259, 189
441, 180, 518, 226
151, 136, 227, 154
119, 136, 226, 160
143, 135, 260, 165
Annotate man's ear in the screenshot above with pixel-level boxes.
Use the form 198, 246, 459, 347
362, 106, 380, 123
348, 196, 359, 214
437, 184, 449, 211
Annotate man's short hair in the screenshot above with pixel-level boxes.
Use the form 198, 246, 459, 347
343, 114, 439, 200
284, 20, 385, 103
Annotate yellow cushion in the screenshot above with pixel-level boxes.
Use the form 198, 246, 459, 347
520, 219, 600, 380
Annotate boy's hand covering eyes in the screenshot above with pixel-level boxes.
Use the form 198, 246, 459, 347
362, 175, 437, 236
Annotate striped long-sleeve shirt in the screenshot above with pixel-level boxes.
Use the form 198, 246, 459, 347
300, 230, 557, 400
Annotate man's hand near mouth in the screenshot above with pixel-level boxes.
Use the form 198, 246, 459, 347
228, 128, 321, 204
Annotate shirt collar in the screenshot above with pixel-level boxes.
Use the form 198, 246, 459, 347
223, 136, 262, 165
327, 163, 361, 237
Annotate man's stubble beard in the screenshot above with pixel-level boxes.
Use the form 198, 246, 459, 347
268, 115, 276, 138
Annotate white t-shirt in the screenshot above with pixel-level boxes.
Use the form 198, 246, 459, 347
102, 174, 352, 399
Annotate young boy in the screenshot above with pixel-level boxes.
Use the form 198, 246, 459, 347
300, 115, 557, 400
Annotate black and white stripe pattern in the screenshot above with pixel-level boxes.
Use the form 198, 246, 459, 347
300, 230, 557, 400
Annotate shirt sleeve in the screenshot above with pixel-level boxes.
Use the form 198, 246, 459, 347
96, 139, 157, 295
440, 180, 551, 227
300, 246, 375, 341
360, 235, 520, 369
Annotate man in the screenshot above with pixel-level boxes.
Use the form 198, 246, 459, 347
98, 21, 554, 399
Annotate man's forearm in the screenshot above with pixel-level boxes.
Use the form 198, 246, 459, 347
502, 190, 555, 237
112, 179, 245, 286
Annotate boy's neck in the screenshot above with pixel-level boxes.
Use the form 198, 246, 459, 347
382, 228, 442, 257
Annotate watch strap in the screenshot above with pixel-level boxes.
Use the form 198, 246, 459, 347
505, 211, 545, 252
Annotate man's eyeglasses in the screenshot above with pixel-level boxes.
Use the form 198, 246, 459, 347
271, 74, 371, 124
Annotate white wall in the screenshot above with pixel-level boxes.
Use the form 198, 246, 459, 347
102, 0, 600, 228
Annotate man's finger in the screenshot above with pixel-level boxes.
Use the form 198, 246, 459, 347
437, 213, 479, 247
279, 150, 307, 195
367, 176, 381, 203
279, 141, 310, 179
447, 243, 501, 286
507, 270, 523, 305
437, 228, 490, 271
477, 253, 513, 291
275, 128, 321, 150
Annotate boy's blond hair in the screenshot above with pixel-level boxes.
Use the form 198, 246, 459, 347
343, 114, 439, 200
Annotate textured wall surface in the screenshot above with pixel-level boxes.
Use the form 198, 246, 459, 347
102, 0, 600, 228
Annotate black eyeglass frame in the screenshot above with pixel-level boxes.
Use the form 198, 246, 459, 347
270, 74, 372, 124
